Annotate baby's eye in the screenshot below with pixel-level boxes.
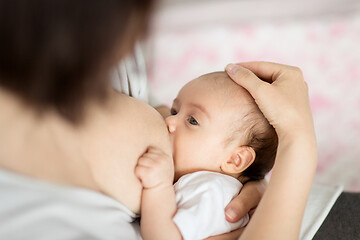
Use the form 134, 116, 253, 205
188, 116, 199, 126
170, 109, 178, 115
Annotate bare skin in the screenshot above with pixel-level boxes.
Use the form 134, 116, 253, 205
226, 62, 317, 240
0, 82, 263, 224
140, 61, 317, 240
137, 72, 270, 240
0, 88, 171, 214
0, 72, 268, 240
155, 105, 267, 224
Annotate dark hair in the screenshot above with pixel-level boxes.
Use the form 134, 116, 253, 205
239, 109, 278, 181
0, 0, 153, 122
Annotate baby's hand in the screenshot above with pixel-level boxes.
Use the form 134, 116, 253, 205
135, 147, 174, 189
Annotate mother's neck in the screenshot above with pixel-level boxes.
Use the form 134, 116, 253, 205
0, 88, 98, 190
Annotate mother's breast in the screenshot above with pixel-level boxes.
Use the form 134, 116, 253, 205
81, 92, 171, 214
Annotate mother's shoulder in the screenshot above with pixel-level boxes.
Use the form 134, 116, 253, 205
110, 91, 170, 147
80, 92, 171, 213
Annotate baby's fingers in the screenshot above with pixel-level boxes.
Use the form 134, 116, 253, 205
135, 164, 159, 188
146, 146, 166, 155
135, 164, 149, 181
137, 155, 156, 168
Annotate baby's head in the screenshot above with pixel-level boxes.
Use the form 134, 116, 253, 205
166, 71, 278, 182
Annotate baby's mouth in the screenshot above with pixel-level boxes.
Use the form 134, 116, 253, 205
172, 147, 176, 163
169, 134, 174, 151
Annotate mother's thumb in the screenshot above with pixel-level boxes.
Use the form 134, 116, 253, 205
225, 64, 264, 98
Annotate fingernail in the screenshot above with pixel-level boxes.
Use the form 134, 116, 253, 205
225, 207, 239, 221
226, 64, 240, 75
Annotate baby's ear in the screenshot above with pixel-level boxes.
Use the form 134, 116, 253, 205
221, 146, 256, 174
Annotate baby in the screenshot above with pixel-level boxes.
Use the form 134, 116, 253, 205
136, 72, 278, 240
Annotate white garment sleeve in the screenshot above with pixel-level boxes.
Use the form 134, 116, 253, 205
173, 171, 249, 240
0, 168, 142, 240
110, 43, 162, 107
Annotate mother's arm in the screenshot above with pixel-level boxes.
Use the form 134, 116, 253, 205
226, 62, 317, 240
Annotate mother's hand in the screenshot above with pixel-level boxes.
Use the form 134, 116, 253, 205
225, 180, 267, 223
205, 180, 267, 240
225, 62, 317, 240
225, 62, 315, 140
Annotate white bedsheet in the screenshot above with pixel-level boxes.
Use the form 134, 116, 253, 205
300, 184, 343, 240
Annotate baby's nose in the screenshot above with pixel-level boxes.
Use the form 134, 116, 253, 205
165, 115, 176, 133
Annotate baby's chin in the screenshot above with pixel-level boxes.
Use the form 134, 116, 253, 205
173, 171, 181, 183
172, 156, 180, 182
173, 168, 193, 182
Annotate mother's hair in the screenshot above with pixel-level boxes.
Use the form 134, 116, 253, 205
0, 0, 154, 122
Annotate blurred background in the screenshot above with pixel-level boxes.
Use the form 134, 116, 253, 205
145, 0, 360, 191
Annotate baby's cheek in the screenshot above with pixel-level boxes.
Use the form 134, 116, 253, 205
173, 154, 191, 178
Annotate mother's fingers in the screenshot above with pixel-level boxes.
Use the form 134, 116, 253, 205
236, 62, 285, 83
225, 180, 266, 223
205, 227, 245, 240
225, 64, 268, 99
236, 61, 304, 84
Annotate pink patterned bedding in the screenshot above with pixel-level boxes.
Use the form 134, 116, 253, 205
147, 4, 360, 191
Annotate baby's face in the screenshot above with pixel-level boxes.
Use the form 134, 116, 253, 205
166, 72, 253, 181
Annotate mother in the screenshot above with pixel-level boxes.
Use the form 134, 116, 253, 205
0, 0, 317, 239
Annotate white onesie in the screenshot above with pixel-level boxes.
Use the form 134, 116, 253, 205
173, 171, 249, 240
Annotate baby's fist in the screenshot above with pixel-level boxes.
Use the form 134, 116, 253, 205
135, 147, 174, 189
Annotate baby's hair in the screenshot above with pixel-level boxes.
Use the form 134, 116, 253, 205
205, 71, 278, 180
238, 107, 278, 180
